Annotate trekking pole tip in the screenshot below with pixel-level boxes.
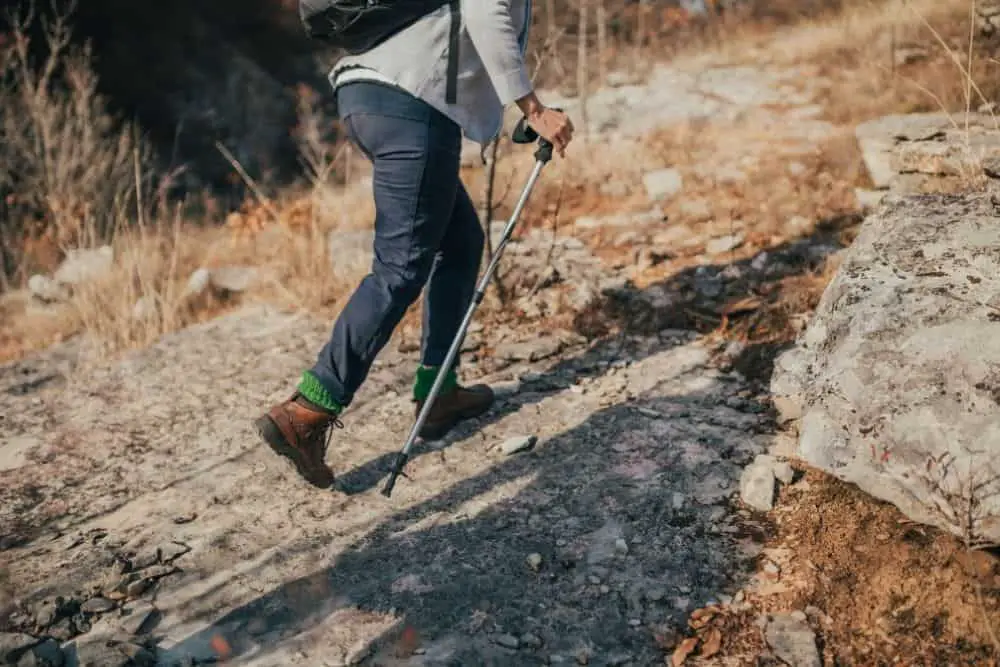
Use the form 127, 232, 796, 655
381, 452, 410, 497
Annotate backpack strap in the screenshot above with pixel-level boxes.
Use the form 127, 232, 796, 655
445, 0, 460, 105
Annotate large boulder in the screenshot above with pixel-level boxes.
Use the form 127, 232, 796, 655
771, 193, 1000, 546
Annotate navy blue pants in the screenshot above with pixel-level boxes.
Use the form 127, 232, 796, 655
309, 81, 485, 408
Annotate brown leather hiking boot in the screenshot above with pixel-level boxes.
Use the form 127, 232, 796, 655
415, 384, 495, 440
254, 393, 341, 489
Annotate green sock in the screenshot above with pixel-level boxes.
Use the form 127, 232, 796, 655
297, 370, 343, 414
413, 365, 457, 402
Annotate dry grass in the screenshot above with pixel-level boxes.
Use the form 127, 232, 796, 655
1, 0, 998, 367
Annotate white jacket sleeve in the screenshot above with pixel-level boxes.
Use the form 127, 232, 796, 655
462, 0, 534, 105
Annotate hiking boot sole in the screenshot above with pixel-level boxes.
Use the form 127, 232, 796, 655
254, 414, 335, 489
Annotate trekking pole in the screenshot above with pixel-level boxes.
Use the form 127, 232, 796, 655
381, 118, 555, 498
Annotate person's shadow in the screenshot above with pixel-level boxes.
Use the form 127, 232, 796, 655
154, 211, 854, 665
159, 362, 778, 666
334, 211, 858, 497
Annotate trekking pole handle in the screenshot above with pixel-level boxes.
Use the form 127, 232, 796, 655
512, 109, 560, 164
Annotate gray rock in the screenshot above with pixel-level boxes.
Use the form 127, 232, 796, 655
495, 338, 563, 363
53, 246, 113, 286
983, 157, 1000, 179
764, 613, 820, 667
520, 633, 543, 649
740, 455, 777, 512
854, 188, 887, 210
607, 651, 633, 666
119, 601, 158, 636
28, 275, 70, 303
678, 198, 711, 220
493, 634, 520, 649
855, 112, 1000, 193
208, 266, 259, 292
642, 168, 683, 202
500, 435, 538, 456
773, 460, 796, 485
705, 234, 744, 255
158, 541, 191, 563
80, 597, 116, 614
184, 268, 212, 298
771, 193, 1000, 545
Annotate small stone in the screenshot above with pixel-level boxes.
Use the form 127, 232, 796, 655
119, 601, 158, 636
763, 561, 781, 576
80, 597, 116, 614
53, 246, 113, 286
608, 651, 633, 665
628, 618, 642, 627
587, 575, 602, 585
765, 613, 821, 667
645, 588, 666, 602
492, 381, 521, 398
158, 542, 191, 563
642, 168, 684, 202
209, 265, 259, 292
141, 564, 178, 580
172, 513, 197, 525
855, 188, 887, 209
28, 275, 70, 302
751, 252, 769, 271
740, 455, 778, 512
184, 268, 212, 297
494, 634, 520, 649
791, 610, 808, 622
600, 585, 611, 594
520, 633, 543, 649
126, 579, 151, 598
706, 234, 744, 255
575, 647, 591, 664
772, 461, 795, 485
983, 157, 1000, 179
130, 551, 159, 570
614, 539, 629, 555
671, 493, 686, 510
500, 435, 538, 455
526, 553, 543, 571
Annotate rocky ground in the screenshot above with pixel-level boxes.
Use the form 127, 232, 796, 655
2, 49, 999, 667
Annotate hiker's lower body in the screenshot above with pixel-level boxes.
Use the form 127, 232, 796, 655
255, 80, 495, 488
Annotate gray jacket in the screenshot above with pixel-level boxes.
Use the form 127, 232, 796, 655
330, 0, 533, 145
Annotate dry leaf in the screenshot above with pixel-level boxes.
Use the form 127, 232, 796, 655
689, 607, 717, 629
671, 637, 699, 666
700, 627, 723, 658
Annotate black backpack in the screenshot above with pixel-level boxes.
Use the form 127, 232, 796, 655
299, 0, 461, 103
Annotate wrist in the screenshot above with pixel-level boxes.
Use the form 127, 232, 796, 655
515, 91, 544, 118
